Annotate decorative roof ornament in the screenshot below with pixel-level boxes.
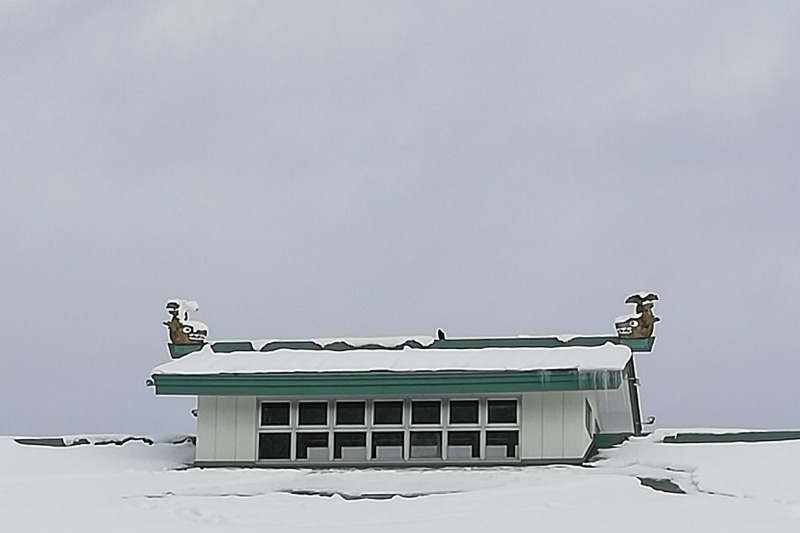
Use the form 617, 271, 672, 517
615, 292, 660, 339
164, 299, 208, 345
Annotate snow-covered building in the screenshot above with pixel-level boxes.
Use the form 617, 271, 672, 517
148, 296, 658, 467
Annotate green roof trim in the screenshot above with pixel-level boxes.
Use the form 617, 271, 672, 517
663, 431, 800, 444
430, 336, 654, 352
584, 432, 634, 461
153, 369, 623, 397
167, 336, 656, 359
211, 341, 255, 353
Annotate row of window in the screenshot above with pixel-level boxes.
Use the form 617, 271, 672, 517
260, 399, 518, 428
257, 430, 519, 461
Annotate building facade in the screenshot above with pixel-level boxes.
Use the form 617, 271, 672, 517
149, 296, 657, 467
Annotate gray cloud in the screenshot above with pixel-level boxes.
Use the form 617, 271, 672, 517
1, 1, 798, 435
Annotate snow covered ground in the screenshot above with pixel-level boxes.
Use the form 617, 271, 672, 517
2, 430, 800, 532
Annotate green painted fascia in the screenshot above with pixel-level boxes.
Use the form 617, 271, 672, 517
663, 431, 800, 444
168, 336, 655, 359
619, 337, 656, 352
583, 432, 633, 462
153, 369, 623, 397
168, 343, 204, 358
430, 336, 655, 352
212, 341, 255, 353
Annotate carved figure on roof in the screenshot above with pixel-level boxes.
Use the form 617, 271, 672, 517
164, 299, 208, 344
615, 292, 660, 338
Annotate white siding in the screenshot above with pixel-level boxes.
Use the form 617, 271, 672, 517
520, 393, 543, 459
195, 395, 257, 463
562, 392, 591, 459
214, 396, 238, 461
196, 396, 217, 461
235, 397, 257, 461
521, 392, 593, 461
541, 393, 564, 459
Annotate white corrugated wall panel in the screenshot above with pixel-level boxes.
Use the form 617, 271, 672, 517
235, 396, 257, 461
195, 396, 217, 462
562, 392, 591, 459
541, 392, 564, 459
520, 393, 543, 460
214, 396, 238, 461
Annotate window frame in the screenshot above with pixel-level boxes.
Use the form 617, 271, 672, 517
255, 395, 521, 464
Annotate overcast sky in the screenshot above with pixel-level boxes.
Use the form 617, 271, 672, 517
2, 1, 799, 436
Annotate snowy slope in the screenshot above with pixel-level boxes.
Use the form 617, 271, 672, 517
2, 431, 800, 532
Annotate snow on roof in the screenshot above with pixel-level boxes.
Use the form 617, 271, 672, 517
152, 342, 631, 375
252, 336, 435, 351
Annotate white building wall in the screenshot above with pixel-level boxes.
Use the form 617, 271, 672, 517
214, 396, 238, 461
521, 392, 593, 462
587, 384, 634, 433
520, 393, 543, 459
198, 392, 608, 465
541, 393, 564, 459
235, 397, 257, 461
562, 392, 591, 459
196, 395, 257, 463
196, 396, 217, 462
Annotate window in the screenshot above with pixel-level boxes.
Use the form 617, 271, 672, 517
410, 431, 442, 458
298, 402, 328, 426
296, 432, 329, 460
449, 400, 479, 424
373, 401, 403, 425
334, 432, 367, 459
411, 400, 441, 425
258, 433, 291, 460
487, 399, 517, 424
261, 402, 290, 426
447, 431, 480, 459
372, 431, 404, 460
256, 396, 522, 464
486, 431, 518, 459
336, 401, 365, 425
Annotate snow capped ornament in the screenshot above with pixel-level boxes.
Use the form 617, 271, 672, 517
615, 293, 660, 338
164, 299, 208, 344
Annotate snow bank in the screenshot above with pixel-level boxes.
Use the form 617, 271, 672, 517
2, 432, 800, 532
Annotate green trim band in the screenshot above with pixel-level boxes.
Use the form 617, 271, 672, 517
153, 369, 623, 396
663, 431, 800, 444
167, 336, 656, 359
584, 432, 634, 461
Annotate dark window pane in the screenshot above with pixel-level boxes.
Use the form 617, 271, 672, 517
336, 402, 365, 425
411, 400, 441, 425
261, 402, 290, 426
486, 431, 518, 458
373, 401, 403, 425
298, 402, 328, 426
371, 431, 404, 459
447, 431, 480, 459
296, 432, 329, 460
333, 432, 367, 459
488, 400, 517, 424
410, 431, 442, 458
449, 400, 479, 424
258, 433, 290, 460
